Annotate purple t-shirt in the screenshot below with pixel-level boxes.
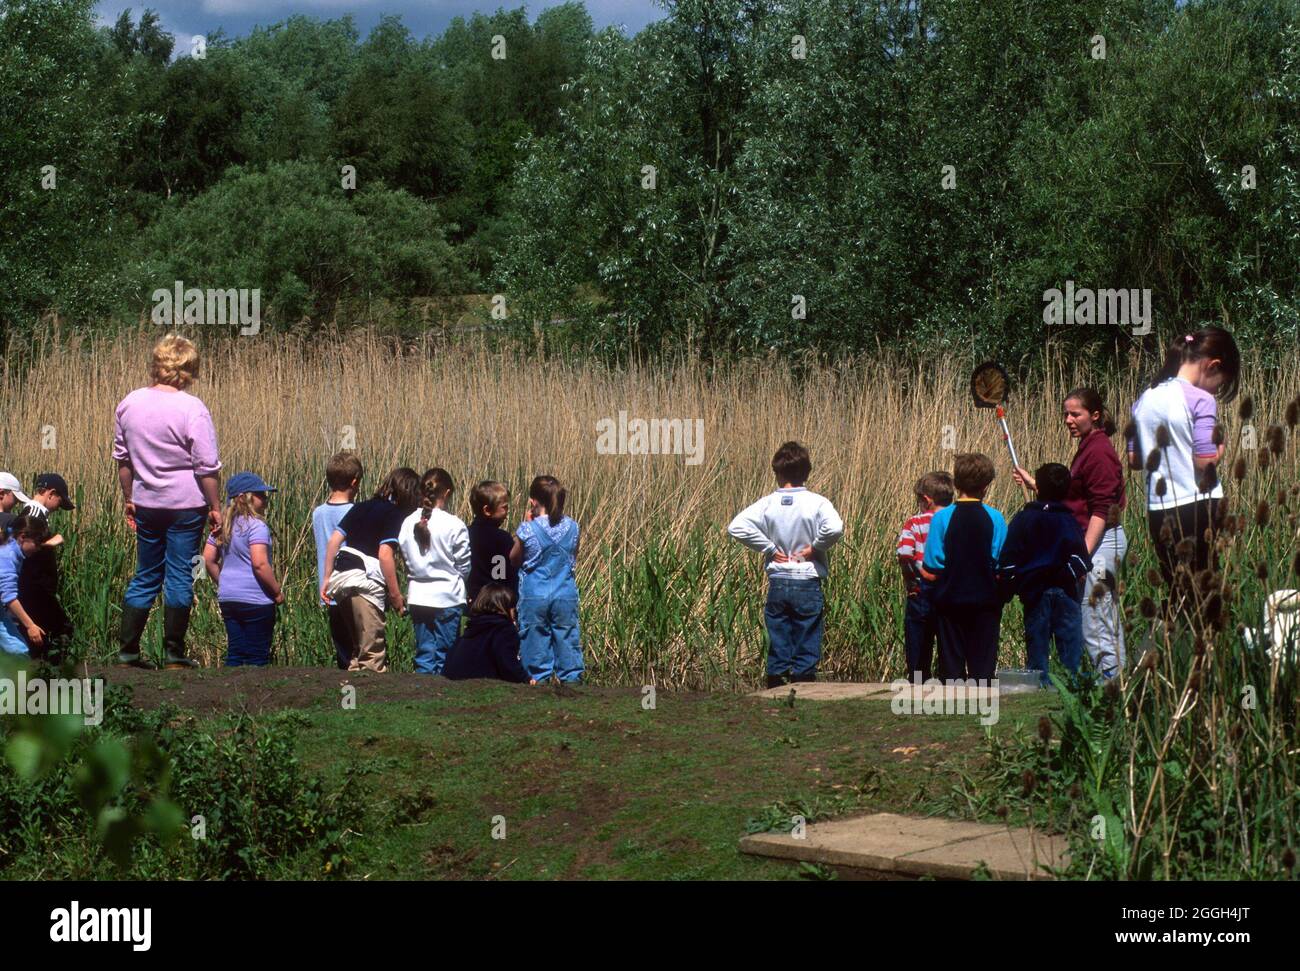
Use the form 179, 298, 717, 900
207, 517, 274, 605
113, 386, 222, 509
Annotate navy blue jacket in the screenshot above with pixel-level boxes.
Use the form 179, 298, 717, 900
997, 501, 1091, 606
442, 613, 529, 683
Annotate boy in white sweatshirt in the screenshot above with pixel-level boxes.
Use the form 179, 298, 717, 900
728, 442, 844, 687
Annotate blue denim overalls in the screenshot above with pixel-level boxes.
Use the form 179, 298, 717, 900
518, 517, 583, 683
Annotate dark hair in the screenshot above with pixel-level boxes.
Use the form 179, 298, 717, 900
1063, 387, 1117, 436
1035, 463, 1073, 502
375, 467, 421, 515
529, 475, 566, 528
470, 480, 509, 519
413, 468, 454, 554
470, 582, 517, 618
326, 451, 363, 492
915, 471, 954, 507
1151, 326, 1240, 402
953, 453, 995, 494
9, 515, 50, 545
772, 441, 812, 485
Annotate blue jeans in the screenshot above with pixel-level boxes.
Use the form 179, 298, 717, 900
124, 506, 207, 609
903, 584, 939, 681
765, 577, 825, 677
518, 598, 583, 683
1024, 588, 1083, 686
411, 604, 464, 675
0, 612, 30, 656
221, 601, 276, 666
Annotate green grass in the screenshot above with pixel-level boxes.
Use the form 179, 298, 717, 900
278, 680, 1059, 880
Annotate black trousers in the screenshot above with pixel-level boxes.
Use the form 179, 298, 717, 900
1148, 498, 1220, 617
935, 604, 1002, 682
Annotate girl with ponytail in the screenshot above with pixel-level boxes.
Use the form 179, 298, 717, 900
398, 467, 471, 674
508, 475, 584, 683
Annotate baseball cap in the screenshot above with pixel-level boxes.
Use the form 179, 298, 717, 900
34, 473, 75, 510
225, 471, 277, 500
0, 472, 33, 507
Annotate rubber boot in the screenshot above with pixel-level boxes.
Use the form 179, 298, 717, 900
765, 673, 790, 689
116, 604, 157, 669
791, 670, 817, 683
162, 605, 198, 669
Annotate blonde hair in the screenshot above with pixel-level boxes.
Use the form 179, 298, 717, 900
214, 492, 265, 549
150, 333, 200, 389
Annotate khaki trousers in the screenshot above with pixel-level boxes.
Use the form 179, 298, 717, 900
343, 596, 388, 673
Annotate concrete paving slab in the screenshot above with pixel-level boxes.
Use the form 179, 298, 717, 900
748, 681, 896, 701
740, 811, 1066, 880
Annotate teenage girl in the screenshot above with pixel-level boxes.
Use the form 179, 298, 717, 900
1127, 327, 1241, 613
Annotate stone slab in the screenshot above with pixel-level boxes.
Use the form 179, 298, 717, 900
740, 812, 1066, 880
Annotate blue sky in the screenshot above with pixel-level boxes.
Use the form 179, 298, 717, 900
92, 0, 665, 47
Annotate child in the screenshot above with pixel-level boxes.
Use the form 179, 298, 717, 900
204, 472, 283, 667
1128, 327, 1240, 615
728, 441, 844, 688
509, 475, 582, 683
0, 516, 53, 656
466, 481, 518, 604
399, 468, 471, 675
922, 453, 1008, 682
320, 467, 421, 673
897, 471, 954, 683
16, 473, 76, 661
312, 452, 362, 670
997, 463, 1092, 686
443, 583, 532, 683
0, 471, 30, 535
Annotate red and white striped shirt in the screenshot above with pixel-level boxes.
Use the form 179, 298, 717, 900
897, 510, 934, 563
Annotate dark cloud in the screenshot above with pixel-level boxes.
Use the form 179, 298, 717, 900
94, 0, 664, 47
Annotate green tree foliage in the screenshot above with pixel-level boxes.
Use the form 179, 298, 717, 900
130, 161, 468, 325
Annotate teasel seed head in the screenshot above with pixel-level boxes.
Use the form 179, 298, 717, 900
1232, 456, 1247, 481
1103, 677, 1121, 701
1037, 716, 1052, 743
1187, 669, 1202, 693
995, 804, 1009, 820
1146, 567, 1163, 587
1155, 475, 1167, 497
1257, 560, 1270, 582
1021, 770, 1037, 797
1122, 418, 1137, 442
1139, 596, 1157, 619
1197, 462, 1219, 493
1238, 395, 1254, 422
1155, 424, 1172, 448
1267, 423, 1286, 455
1288, 400, 1300, 431
1212, 422, 1225, 446
1146, 448, 1162, 474
1159, 520, 1174, 545
1142, 649, 1160, 672
1089, 583, 1106, 607
1256, 499, 1271, 528
1175, 538, 1196, 561
1259, 447, 1272, 471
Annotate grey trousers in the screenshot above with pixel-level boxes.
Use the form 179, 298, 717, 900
1082, 526, 1127, 678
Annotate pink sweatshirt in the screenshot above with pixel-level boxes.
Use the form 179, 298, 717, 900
112, 386, 222, 508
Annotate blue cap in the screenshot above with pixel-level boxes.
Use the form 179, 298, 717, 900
225, 471, 277, 500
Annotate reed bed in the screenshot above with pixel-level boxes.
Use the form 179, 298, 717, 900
1, 329, 1296, 694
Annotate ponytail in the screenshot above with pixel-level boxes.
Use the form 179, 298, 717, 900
1064, 387, 1116, 436
414, 467, 454, 554
1151, 326, 1241, 401
529, 474, 566, 528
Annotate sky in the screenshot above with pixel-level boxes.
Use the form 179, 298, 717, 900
92, 0, 665, 48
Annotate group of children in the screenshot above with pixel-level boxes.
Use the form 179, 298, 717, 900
726, 441, 1099, 687
897, 456, 1091, 685
0, 473, 76, 659
202, 452, 583, 682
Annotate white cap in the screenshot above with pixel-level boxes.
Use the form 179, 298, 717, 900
0, 472, 33, 507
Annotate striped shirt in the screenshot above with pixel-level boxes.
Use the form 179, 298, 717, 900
897, 510, 935, 562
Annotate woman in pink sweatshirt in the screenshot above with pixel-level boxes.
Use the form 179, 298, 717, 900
112, 334, 222, 669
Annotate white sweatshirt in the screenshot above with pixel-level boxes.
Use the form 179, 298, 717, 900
398, 508, 471, 608
727, 486, 844, 580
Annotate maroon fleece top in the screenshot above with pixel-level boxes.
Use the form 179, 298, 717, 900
1065, 429, 1126, 534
